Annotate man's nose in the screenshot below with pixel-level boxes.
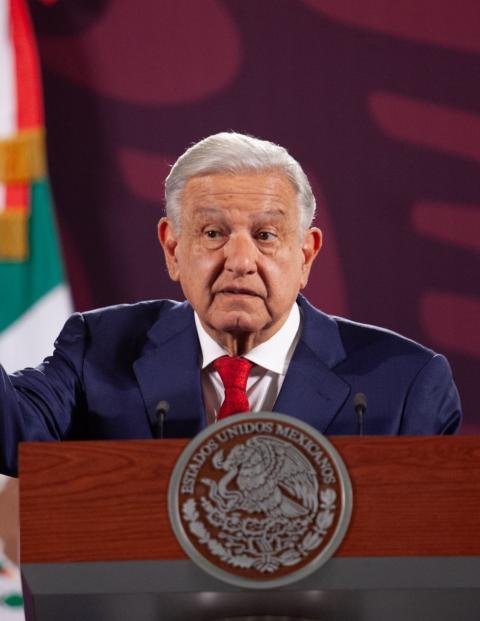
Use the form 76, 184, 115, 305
224, 232, 258, 276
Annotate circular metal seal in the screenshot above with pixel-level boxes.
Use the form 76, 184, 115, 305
168, 412, 353, 589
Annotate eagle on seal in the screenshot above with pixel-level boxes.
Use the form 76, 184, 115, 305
206, 436, 319, 518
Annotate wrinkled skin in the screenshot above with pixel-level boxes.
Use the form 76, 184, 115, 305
159, 171, 322, 355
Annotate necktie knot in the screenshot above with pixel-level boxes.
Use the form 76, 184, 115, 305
213, 355, 253, 389
213, 356, 253, 420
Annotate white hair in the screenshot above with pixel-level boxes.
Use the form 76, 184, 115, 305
165, 132, 316, 232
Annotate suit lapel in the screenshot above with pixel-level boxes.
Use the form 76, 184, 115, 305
274, 296, 351, 432
133, 302, 205, 438
133, 296, 350, 436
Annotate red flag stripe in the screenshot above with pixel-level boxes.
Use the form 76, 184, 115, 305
5, 183, 28, 209
9, 0, 43, 129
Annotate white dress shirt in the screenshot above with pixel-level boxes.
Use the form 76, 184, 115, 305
194, 304, 302, 424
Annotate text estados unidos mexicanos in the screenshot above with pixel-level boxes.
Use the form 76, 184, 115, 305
180, 421, 337, 495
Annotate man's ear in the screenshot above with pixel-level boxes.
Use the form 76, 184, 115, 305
158, 217, 180, 281
300, 227, 322, 289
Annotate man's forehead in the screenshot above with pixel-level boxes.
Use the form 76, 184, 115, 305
189, 205, 287, 221
181, 171, 297, 208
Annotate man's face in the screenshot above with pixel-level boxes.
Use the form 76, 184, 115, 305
159, 171, 322, 352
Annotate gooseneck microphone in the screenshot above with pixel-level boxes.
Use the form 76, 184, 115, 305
353, 392, 367, 436
154, 400, 170, 439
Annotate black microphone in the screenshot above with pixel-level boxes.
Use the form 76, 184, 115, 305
154, 400, 170, 439
353, 392, 367, 436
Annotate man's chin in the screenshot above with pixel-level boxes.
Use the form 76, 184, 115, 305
207, 308, 268, 335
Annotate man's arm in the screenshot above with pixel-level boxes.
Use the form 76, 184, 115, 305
399, 353, 462, 434
0, 313, 87, 476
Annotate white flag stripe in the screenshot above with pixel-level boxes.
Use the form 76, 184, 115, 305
0, 0, 16, 213
0, 283, 72, 372
0, 0, 16, 139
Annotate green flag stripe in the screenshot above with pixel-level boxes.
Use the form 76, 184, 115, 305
0, 179, 65, 333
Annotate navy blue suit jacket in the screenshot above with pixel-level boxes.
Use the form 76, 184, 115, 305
0, 296, 461, 475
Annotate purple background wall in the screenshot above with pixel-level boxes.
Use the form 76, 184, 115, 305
29, 0, 480, 431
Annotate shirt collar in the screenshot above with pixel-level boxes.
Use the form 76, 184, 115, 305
194, 303, 301, 375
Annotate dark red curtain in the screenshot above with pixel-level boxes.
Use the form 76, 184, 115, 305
29, 0, 480, 431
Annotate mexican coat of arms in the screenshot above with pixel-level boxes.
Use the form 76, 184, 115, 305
168, 412, 352, 588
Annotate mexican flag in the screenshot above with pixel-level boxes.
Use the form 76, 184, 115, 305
0, 0, 71, 374
0, 2, 71, 617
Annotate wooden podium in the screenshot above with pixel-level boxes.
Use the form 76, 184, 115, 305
19, 436, 480, 620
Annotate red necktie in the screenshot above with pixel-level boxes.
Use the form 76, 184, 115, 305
213, 356, 253, 420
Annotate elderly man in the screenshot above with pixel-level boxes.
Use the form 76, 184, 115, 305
0, 132, 461, 475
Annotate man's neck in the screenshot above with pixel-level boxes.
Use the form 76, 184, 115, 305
207, 331, 258, 357
196, 306, 300, 357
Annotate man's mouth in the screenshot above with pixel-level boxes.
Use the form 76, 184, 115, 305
218, 288, 259, 297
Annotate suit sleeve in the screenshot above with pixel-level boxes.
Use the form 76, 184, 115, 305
0, 313, 87, 476
399, 353, 462, 435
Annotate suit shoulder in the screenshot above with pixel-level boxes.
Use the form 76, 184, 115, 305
333, 315, 435, 361
82, 299, 185, 323
78, 299, 191, 342
297, 294, 438, 370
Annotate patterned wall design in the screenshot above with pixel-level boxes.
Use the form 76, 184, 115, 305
28, 0, 480, 431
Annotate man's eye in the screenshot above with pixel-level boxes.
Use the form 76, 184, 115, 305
205, 230, 222, 239
256, 231, 276, 241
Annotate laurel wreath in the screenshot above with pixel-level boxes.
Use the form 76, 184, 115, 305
182, 487, 337, 573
